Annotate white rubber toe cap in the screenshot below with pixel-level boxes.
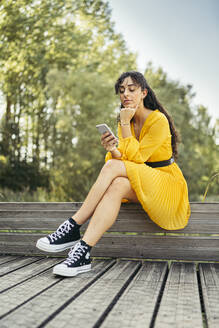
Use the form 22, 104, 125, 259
53, 263, 71, 276
36, 237, 50, 251
39, 237, 49, 244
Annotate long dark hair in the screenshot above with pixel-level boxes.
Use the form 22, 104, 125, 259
115, 71, 180, 160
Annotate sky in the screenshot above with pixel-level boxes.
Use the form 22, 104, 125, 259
108, 0, 219, 125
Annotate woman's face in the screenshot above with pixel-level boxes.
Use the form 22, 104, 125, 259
119, 76, 145, 108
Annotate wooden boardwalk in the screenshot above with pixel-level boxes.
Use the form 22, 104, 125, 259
0, 254, 219, 328
0, 201, 219, 327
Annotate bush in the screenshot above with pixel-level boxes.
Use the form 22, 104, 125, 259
0, 159, 50, 192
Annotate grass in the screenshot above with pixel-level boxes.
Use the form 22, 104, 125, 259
202, 172, 219, 202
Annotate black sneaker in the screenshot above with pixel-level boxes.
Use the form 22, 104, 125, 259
36, 218, 81, 252
53, 239, 92, 277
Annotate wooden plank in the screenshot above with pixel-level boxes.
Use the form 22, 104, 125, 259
154, 262, 203, 328
190, 203, 219, 212
0, 201, 219, 212
199, 263, 219, 328
94, 235, 219, 261
0, 256, 41, 277
101, 261, 168, 328
0, 257, 61, 294
0, 256, 19, 265
43, 260, 140, 328
1, 216, 219, 234
1, 213, 219, 234
0, 202, 218, 235
0, 259, 112, 319
0, 202, 83, 211
0, 259, 116, 327
1, 232, 219, 261
0, 210, 80, 219
1, 209, 218, 220
190, 212, 219, 219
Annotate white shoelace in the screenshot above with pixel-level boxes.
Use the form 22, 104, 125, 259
49, 220, 74, 242
64, 243, 88, 265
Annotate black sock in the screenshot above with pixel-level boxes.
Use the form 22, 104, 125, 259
69, 217, 82, 228
80, 239, 92, 251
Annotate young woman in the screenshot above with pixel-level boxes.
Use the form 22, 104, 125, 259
36, 71, 191, 277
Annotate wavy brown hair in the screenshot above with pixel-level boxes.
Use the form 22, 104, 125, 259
115, 71, 180, 160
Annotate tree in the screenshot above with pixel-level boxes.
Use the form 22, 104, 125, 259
145, 63, 219, 200
0, 0, 136, 197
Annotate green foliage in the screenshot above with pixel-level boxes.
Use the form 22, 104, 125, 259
0, 0, 136, 200
45, 68, 120, 200
0, 156, 50, 191
0, 187, 58, 202
145, 63, 219, 200
0, 1, 218, 201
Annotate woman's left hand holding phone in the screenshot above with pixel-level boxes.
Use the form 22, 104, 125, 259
101, 132, 118, 152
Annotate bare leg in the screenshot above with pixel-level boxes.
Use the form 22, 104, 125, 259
82, 177, 139, 246
72, 159, 129, 225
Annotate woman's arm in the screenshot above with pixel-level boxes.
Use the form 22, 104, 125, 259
110, 148, 122, 159
118, 115, 170, 163
120, 108, 135, 139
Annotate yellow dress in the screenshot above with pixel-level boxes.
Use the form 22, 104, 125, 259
105, 109, 191, 230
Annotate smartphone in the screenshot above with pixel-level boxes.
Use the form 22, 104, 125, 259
96, 124, 117, 139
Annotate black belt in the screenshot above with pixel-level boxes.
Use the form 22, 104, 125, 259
145, 156, 174, 168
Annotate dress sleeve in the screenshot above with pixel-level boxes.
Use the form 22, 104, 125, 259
119, 116, 170, 163
105, 151, 113, 162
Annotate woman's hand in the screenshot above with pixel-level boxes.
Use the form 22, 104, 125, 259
120, 101, 140, 124
120, 108, 135, 124
101, 132, 118, 152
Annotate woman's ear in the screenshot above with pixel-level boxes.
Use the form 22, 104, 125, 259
142, 89, 148, 99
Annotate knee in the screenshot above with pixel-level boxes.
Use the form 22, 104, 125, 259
101, 159, 121, 176
107, 177, 130, 195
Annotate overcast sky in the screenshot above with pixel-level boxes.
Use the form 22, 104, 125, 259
108, 0, 219, 124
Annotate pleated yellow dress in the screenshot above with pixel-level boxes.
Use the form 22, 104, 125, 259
105, 109, 191, 230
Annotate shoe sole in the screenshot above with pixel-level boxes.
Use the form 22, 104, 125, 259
53, 264, 91, 277
36, 239, 80, 252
